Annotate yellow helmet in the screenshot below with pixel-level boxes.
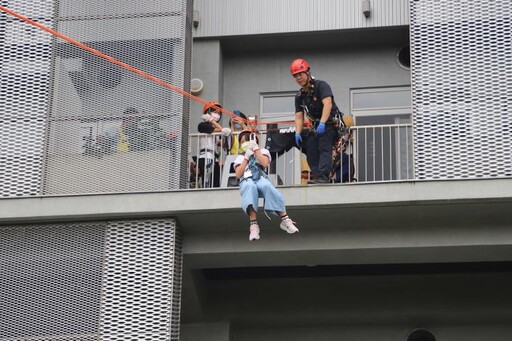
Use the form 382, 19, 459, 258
342, 114, 354, 127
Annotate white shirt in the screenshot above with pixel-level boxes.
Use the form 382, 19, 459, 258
234, 148, 272, 179
198, 134, 220, 160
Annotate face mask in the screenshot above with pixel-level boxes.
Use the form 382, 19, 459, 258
211, 113, 221, 122
241, 141, 251, 152
234, 123, 242, 130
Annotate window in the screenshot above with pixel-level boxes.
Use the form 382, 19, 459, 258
397, 46, 411, 70
260, 93, 302, 186
351, 87, 413, 181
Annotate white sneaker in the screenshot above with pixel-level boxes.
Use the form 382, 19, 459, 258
280, 218, 299, 234
249, 223, 260, 241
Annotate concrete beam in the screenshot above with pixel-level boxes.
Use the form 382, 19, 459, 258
0, 178, 511, 224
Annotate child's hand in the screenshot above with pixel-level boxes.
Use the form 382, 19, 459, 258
201, 113, 212, 122
244, 148, 254, 160
249, 140, 259, 151
221, 127, 232, 136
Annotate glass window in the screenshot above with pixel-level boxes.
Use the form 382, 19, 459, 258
356, 113, 411, 126
352, 88, 411, 110
351, 87, 413, 182
261, 94, 295, 114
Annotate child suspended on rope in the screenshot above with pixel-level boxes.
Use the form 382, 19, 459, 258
233, 130, 299, 241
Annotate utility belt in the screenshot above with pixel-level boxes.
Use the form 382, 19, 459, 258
306, 109, 345, 132
303, 105, 345, 133
306, 114, 343, 134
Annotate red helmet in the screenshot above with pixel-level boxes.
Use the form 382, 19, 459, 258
203, 101, 222, 114
290, 58, 310, 75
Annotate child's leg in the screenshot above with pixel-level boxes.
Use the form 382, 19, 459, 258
246, 205, 260, 241
246, 205, 257, 221
278, 213, 299, 234
255, 178, 298, 234
240, 179, 259, 214
240, 180, 260, 241
256, 178, 285, 213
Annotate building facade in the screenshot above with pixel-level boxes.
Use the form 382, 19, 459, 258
1, 0, 511, 340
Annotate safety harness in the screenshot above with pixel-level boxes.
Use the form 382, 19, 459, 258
299, 80, 346, 133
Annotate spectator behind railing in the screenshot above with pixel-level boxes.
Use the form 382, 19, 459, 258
227, 110, 249, 155
196, 101, 231, 188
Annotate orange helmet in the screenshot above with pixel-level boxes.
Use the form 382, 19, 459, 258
290, 58, 310, 75
203, 101, 222, 114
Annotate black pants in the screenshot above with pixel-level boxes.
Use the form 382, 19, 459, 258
197, 158, 220, 188
305, 124, 338, 179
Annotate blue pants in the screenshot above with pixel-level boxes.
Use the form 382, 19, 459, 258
239, 177, 285, 215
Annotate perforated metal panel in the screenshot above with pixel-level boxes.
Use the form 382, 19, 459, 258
0, 0, 193, 197
410, 0, 512, 179
0, 1, 52, 197
0, 218, 183, 340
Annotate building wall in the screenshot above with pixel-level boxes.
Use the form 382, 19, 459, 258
1, 176, 512, 340
190, 40, 223, 122
2, 1, 512, 341
193, 0, 409, 37
191, 27, 411, 129
223, 43, 411, 116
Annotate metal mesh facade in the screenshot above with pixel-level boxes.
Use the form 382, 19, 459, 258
0, 218, 183, 340
0, 2, 52, 197
0, 0, 192, 197
410, 0, 512, 179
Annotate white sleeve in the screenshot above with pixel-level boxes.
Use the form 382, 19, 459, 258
233, 155, 245, 169
260, 148, 272, 162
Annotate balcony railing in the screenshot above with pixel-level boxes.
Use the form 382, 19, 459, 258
188, 123, 414, 189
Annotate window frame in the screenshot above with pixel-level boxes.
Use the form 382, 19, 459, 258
259, 92, 302, 186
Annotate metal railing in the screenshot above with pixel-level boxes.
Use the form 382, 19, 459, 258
187, 123, 414, 189
350, 123, 414, 182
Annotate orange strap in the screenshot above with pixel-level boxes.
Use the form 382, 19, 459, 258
0, 6, 295, 128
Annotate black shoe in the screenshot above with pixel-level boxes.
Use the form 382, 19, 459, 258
307, 176, 330, 184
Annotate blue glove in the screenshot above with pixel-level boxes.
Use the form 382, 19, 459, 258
295, 132, 302, 147
316, 122, 326, 135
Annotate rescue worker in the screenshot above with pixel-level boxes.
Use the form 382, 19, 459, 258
291, 58, 340, 184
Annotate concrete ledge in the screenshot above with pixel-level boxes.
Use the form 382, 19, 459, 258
0, 178, 511, 224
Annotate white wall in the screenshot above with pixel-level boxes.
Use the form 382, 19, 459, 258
222, 44, 411, 116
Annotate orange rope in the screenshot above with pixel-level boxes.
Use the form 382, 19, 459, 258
0, 6, 295, 129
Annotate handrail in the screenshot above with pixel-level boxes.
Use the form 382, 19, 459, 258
187, 124, 415, 188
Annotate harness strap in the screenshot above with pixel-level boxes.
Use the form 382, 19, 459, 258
239, 166, 268, 184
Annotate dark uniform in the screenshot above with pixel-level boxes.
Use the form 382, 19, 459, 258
295, 78, 339, 181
